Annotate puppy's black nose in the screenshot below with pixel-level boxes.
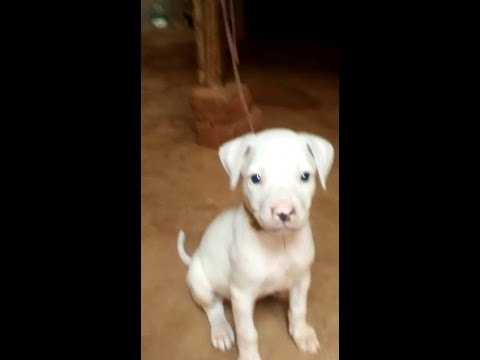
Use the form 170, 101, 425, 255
278, 213, 290, 222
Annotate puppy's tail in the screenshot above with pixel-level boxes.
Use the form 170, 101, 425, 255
177, 230, 192, 266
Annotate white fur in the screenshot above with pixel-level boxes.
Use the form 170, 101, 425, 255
177, 128, 334, 360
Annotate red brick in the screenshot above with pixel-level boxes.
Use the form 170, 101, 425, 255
195, 107, 263, 149
192, 106, 250, 125
191, 84, 254, 124
191, 86, 228, 112
225, 82, 253, 114
191, 107, 229, 124
191, 84, 252, 115
225, 82, 252, 101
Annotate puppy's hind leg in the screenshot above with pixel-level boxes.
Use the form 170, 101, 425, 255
186, 259, 235, 351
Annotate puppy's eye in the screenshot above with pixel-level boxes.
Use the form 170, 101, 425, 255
250, 174, 261, 184
300, 172, 310, 182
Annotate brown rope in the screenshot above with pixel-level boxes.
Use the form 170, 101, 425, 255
219, 0, 254, 133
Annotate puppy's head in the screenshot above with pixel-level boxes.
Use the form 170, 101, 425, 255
219, 128, 334, 232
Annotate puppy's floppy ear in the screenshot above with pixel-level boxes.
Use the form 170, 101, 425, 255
300, 132, 335, 191
218, 133, 255, 190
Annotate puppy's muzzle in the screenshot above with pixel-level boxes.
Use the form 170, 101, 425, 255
272, 204, 296, 223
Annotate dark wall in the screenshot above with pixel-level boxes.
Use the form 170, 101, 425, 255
244, 0, 338, 44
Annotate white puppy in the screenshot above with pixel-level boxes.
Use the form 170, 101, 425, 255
177, 128, 334, 360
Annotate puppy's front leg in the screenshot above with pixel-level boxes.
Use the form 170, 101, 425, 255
231, 286, 261, 360
288, 271, 321, 354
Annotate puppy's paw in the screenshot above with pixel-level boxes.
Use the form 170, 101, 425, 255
289, 323, 321, 354
211, 319, 235, 351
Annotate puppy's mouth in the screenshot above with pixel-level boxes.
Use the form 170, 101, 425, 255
269, 221, 301, 231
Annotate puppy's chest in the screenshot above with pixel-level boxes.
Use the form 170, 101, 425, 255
257, 251, 309, 294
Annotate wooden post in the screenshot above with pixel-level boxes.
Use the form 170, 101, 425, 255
193, 0, 206, 85
204, 0, 223, 87
193, 0, 224, 87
